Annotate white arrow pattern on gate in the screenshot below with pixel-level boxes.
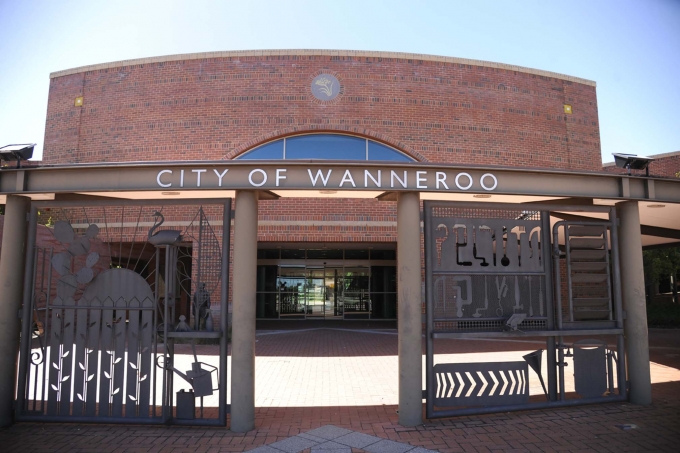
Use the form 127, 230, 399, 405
435, 368, 527, 399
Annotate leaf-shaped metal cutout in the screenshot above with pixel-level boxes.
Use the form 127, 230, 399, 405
68, 236, 90, 256
128, 395, 137, 401
112, 388, 120, 395
76, 267, 94, 284
62, 375, 70, 382
52, 362, 59, 370
85, 252, 100, 268
114, 357, 122, 364
54, 221, 75, 243
79, 362, 85, 371
87, 374, 95, 381
85, 224, 99, 239
51, 252, 72, 276
51, 384, 59, 391
104, 371, 111, 379
140, 375, 147, 381
77, 393, 84, 401
54, 332, 60, 339
129, 362, 138, 370
80, 333, 86, 340
142, 322, 148, 329
142, 347, 149, 353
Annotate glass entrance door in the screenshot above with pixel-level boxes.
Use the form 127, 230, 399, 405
305, 267, 344, 318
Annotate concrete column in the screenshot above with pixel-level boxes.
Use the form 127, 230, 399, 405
230, 190, 258, 432
0, 195, 30, 427
617, 201, 652, 405
397, 192, 423, 426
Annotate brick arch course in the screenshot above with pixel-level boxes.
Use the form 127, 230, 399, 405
225, 126, 427, 162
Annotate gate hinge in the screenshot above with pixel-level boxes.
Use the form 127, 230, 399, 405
422, 389, 427, 399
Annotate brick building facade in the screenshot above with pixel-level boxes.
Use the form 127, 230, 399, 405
42, 50, 603, 247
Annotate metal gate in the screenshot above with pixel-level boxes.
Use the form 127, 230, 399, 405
15, 199, 231, 425
424, 201, 628, 418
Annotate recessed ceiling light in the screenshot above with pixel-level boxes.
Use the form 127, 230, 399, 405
647, 204, 665, 208
162, 191, 180, 196
473, 194, 492, 198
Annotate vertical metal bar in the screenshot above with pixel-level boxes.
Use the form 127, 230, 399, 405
564, 226, 573, 322
196, 208, 203, 330
423, 201, 435, 419
608, 208, 628, 398
152, 250, 160, 417
16, 206, 39, 415
558, 335, 565, 400
552, 222, 564, 330
609, 208, 624, 330
607, 350, 615, 394
219, 199, 231, 426
603, 228, 614, 320
161, 246, 170, 423
541, 211, 557, 401
41, 248, 54, 413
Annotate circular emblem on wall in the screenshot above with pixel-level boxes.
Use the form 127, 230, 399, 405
311, 74, 341, 102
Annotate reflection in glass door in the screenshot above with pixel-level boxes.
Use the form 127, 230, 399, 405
255, 259, 396, 320
342, 267, 370, 319
306, 267, 344, 319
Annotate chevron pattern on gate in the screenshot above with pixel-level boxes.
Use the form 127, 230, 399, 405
433, 361, 529, 407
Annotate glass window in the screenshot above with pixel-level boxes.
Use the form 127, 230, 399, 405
257, 249, 280, 259
281, 249, 305, 259
370, 249, 396, 260
235, 134, 415, 161
368, 141, 413, 161
306, 249, 343, 260
238, 140, 284, 160
286, 134, 365, 160
344, 249, 369, 260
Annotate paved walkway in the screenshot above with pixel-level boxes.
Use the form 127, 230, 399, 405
1, 328, 679, 452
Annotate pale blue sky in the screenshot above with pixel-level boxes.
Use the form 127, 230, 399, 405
1, 0, 678, 162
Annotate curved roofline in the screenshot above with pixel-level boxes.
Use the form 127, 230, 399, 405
49, 49, 596, 87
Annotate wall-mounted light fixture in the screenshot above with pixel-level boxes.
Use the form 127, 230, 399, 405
0, 143, 35, 168
612, 153, 655, 176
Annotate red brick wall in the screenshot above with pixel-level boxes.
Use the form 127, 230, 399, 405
43, 54, 601, 170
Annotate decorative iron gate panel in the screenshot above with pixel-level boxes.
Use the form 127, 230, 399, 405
424, 201, 628, 419
16, 200, 231, 425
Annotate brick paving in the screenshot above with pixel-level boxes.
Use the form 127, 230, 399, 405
1, 328, 679, 452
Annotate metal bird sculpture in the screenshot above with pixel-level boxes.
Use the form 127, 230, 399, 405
148, 211, 182, 246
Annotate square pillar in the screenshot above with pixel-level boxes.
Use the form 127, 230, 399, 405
230, 190, 259, 431
617, 201, 652, 404
0, 195, 30, 427
397, 192, 423, 426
